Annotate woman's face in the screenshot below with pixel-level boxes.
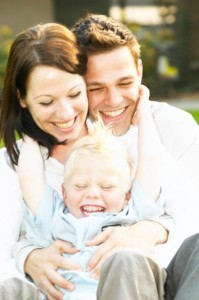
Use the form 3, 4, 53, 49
19, 66, 88, 143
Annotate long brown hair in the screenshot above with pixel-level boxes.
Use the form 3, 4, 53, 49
0, 23, 87, 167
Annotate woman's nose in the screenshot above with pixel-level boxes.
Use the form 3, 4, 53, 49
56, 100, 74, 119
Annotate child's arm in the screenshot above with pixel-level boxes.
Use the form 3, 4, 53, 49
18, 136, 45, 214
132, 85, 162, 201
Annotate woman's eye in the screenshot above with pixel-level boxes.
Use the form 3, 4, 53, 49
39, 100, 53, 106
69, 91, 81, 98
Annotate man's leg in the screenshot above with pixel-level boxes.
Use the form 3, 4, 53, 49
165, 233, 199, 300
0, 278, 43, 300
97, 249, 166, 300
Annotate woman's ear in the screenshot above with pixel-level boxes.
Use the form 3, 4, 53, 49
17, 89, 27, 108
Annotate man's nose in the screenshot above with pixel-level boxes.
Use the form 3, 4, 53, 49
105, 87, 123, 106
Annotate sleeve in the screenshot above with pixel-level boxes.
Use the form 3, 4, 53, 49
14, 230, 43, 275
20, 185, 61, 247
151, 103, 199, 265
131, 180, 175, 234
131, 180, 165, 220
0, 147, 23, 270
14, 185, 62, 274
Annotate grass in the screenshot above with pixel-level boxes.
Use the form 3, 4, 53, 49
0, 109, 199, 149
187, 110, 199, 125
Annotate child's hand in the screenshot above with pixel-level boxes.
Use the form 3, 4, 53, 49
132, 85, 151, 125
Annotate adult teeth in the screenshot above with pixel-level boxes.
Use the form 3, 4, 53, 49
55, 119, 74, 128
102, 108, 125, 117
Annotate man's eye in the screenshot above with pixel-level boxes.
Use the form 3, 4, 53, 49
119, 82, 133, 87
88, 87, 102, 92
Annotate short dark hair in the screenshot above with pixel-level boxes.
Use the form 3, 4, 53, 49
72, 13, 140, 68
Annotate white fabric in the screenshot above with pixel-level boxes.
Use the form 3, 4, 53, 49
1, 101, 199, 282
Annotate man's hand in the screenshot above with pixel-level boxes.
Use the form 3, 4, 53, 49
86, 220, 167, 278
25, 240, 81, 300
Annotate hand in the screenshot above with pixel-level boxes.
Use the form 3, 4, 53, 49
132, 85, 151, 125
86, 220, 167, 279
25, 240, 81, 300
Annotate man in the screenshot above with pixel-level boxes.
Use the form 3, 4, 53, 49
9, 14, 199, 300
71, 13, 199, 299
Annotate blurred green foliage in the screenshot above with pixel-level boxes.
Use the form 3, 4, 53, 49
125, 22, 178, 97
0, 25, 13, 94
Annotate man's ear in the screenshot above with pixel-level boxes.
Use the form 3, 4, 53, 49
137, 59, 143, 84
17, 89, 27, 108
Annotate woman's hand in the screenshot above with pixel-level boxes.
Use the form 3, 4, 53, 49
86, 220, 168, 278
25, 240, 81, 300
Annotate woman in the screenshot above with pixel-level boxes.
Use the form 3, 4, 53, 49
0, 22, 89, 299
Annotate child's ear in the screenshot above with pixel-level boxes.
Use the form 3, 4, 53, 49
61, 183, 67, 206
17, 89, 27, 108
124, 191, 131, 204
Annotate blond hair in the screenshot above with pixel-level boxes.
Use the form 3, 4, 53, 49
64, 119, 133, 192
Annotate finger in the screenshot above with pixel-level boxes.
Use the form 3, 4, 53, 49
91, 247, 120, 279
86, 228, 111, 247
52, 240, 78, 255
87, 238, 115, 271
132, 111, 138, 125
46, 268, 75, 293
139, 85, 150, 99
38, 276, 64, 300
55, 255, 82, 271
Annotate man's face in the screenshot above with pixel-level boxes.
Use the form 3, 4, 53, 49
86, 46, 142, 135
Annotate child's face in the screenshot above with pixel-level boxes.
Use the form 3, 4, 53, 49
62, 156, 130, 218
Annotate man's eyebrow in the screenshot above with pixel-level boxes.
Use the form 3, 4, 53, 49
87, 76, 135, 87
87, 81, 102, 86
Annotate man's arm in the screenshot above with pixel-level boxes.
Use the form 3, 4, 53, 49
14, 232, 80, 299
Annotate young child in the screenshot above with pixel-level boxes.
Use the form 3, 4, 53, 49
17, 88, 164, 300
